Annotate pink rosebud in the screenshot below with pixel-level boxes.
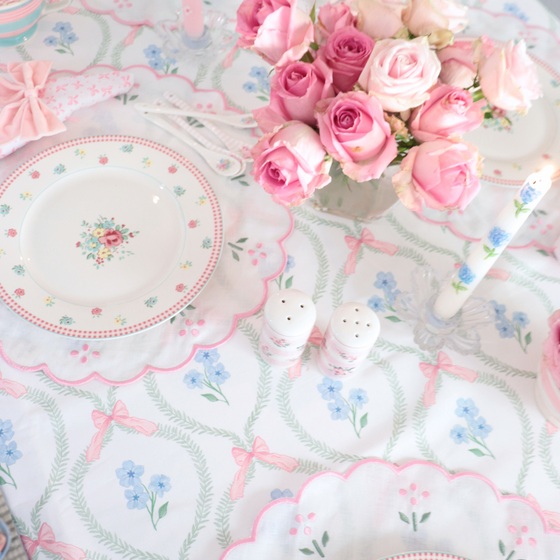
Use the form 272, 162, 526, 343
358, 37, 440, 112
315, 2, 357, 44
354, 0, 407, 40
319, 27, 375, 92
176, 283, 185, 292
251, 121, 332, 207
92, 308, 102, 315
545, 310, 560, 387
392, 139, 482, 212
253, 58, 334, 133
409, 85, 485, 142
238, 0, 314, 67
99, 156, 108, 165
188, 220, 198, 228
478, 40, 542, 112
402, 0, 468, 37
14, 288, 24, 297
316, 91, 397, 182
31, 170, 40, 179
7, 229, 16, 237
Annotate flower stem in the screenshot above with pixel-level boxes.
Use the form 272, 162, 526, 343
412, 511, 418, 532
202, 374, 229, 405
312, 540, 325, 558
0, 464, 16, 488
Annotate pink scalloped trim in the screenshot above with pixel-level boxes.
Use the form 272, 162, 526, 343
81, 0, 155, 27
0, 64, 293, 385
220, 458, 560, 560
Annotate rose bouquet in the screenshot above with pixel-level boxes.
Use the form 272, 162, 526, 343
236, 0, 542, 211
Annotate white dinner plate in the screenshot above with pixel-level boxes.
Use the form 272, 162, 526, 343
377, 553, 470, 560
0, 136, 223, 339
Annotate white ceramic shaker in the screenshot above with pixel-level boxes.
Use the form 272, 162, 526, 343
260, 289, 317, 367
317, 302, 380, 378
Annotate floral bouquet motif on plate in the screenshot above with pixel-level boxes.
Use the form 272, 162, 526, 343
77, 216, 139, 269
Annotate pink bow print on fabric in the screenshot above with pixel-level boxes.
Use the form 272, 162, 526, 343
0, 61, 65, 145
288, 326, 324, 379
344, 228, 398, 275
0, 369, 26, 398
86, 400, 158, 462
419, 351, 478, 407
526, 494, 560, 530
21, 523, 86, 560
230, 437, 299, 500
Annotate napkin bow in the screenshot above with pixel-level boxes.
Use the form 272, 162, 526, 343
0, 61, 134, 158
230, 437, 298, 500
344, 228, 398, 275
0, 61, 65, 145
86, 400, 158, 462
0, 368, 26, 399
419, 352, 478, 407
21, 523, 86, 560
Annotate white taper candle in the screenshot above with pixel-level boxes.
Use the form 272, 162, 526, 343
433, 167, 554, 320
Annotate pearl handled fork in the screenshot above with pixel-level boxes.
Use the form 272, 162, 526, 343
135, 106, 244, 178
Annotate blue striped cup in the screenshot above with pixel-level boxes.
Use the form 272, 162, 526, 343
0, 0, 70, 47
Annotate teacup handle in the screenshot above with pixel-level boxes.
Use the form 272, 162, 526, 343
42, 0, 72, 16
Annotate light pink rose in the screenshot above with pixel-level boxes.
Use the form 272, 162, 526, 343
545, 310, 560, 387
353, 0, 407, 40
358, 37, 441, 112
253, 2, 314, 67
253, 58, 334, 133
315, 2, 357, 44
409, 85, 485, 142
316, 91, 397, 182
251, 121, 332, 206
319, 27, 375, 92
402, 0, 468, 37
392, 139, 481, 211
236, 0, 289, 49
438, 37, 494, 88
478, 39, 542, 112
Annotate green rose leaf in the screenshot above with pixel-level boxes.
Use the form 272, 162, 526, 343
525, 332, 532, 346
299, 548, 315, 555
232, 251, 240, 262
201, 393, 219, 402
285, 276, 293, 289
469, 448, 485, 457
322, 531, 329, 547
398, 512, 410, 524
360, 413, 368, 429
385, 316, 402, 323
499, 540, 506, 556
420, 512, 431, 523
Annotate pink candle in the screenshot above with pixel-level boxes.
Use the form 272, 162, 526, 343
182, 0, 204, 39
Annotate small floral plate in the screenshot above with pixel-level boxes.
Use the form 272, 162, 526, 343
0, 135, 223, 339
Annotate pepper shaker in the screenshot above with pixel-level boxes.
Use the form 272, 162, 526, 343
317, 302, 380, 378
260, 289, 316, 367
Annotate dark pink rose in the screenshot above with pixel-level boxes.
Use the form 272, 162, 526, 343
253, 58, 334, 133
315, 2, 357, 44
176, 283, 185, 292
409, 85, 485, 142
545, 310, 560, 387
99, 229, 123, 248
31, 170, 40, 179
99, 156, 108, 165
316, 91, 397, 182
92, 308, 102, 315
188, 220, 198, 228
319, 27, 375, 92
392, 139, 482, 212
251, 121, 332, 207
14, 288, 24, 297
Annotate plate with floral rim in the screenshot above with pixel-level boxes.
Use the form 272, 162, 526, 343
0, 135, 223, 339
377, 553, 470, 560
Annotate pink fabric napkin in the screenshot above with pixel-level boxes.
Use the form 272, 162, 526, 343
0, 61, 134, 159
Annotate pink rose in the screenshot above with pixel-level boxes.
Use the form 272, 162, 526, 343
316, 91, 397, 182
251, 121, 332, 206
7, 229, 16, 237
392, 139, 482, 211
402, 0, 468, 37
478, 39, 542, 112
176, 283, 185, 292
316, 2, 357, 44
92, 308, 102, 315
437, 41, 477, 88
253, 58, 334, 133
353, 0, 407, 40
545, 310, 560, 386
319, 27, 375, 92
358, 37, 441, 112
99, 229, 123, 248
236, 0, 288, 49
14, 288, 24, 297
409, 85, 485, 142
242, 0, 314, 67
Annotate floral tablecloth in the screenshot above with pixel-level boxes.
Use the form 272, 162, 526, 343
1, 1, 560, 559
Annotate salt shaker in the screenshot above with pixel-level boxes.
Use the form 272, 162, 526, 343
260, 289, 316, 367
317, 302, 380, 378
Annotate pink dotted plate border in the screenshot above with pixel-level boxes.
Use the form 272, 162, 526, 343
0, 135, 223, 339
220, 459, 560, 560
